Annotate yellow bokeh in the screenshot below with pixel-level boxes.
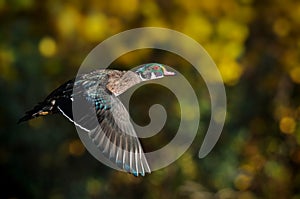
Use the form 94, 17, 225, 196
289, 67, 300, 84
205, 42, 221, 62
217, 19, 249, 42
273, 18, 290, 37
109, 0, 139, 17
82, 13, 108, 42
240, 164, 255, 175
279, 116, 296, 134
68, 139, 85, 156
182, 14, 212, 42
234, 173, 252, 191
56, 5, 81, 37
39, 37, 57, 57
218, 60, 243, 85
223, 42, 244, 60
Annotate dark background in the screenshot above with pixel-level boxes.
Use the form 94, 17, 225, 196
1, 0, 300, 198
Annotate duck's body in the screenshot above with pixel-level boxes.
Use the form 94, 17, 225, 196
19, 63, 175, 176
19, 69, 141, 122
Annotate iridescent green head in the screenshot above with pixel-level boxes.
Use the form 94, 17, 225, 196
135, 63, 176, 81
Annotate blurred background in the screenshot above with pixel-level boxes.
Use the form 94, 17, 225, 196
1, 0, 300, 198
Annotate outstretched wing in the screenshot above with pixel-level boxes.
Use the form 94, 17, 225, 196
89, 94, 151, 176
58, 71, 151, 176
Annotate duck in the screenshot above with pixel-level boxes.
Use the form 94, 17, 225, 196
19, 63, 176, 176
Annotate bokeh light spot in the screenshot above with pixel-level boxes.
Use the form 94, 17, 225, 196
68, 139, 85, 156
39, 37, 57, 57
219, 60, 243, 85
183, 14, 212, 42
273, 18, 290, 37
279, 116, 296, 134
82, 13, 108, 42
56, 5, 81, 37
234, 173, 252, 191
289, 67, 300, 84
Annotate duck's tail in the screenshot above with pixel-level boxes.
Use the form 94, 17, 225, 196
18, 101, 55, 123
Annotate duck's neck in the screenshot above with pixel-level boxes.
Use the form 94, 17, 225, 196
106, 70, 142, 96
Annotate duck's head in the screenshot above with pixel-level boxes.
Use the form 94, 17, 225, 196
135, 63, 176, 81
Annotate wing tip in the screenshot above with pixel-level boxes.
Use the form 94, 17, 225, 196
117, 160, 151, 177
128, 169, 151, 177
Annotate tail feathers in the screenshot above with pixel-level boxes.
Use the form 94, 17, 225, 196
18, 102, 54, 123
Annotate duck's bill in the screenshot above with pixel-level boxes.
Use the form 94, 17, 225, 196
164, 71, 176, 76
162, 67, 176, 76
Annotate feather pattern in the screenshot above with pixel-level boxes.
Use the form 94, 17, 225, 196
19, 64, 176, 176
19, 69, 150, 176
64, 70, 151, 176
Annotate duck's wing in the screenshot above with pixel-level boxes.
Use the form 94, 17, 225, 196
90, 93, 151, 176
57, 72, 151, 176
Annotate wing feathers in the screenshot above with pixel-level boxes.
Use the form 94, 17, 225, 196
69, 72, 151, 176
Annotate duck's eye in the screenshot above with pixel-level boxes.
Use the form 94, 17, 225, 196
153, 66, 160, 70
